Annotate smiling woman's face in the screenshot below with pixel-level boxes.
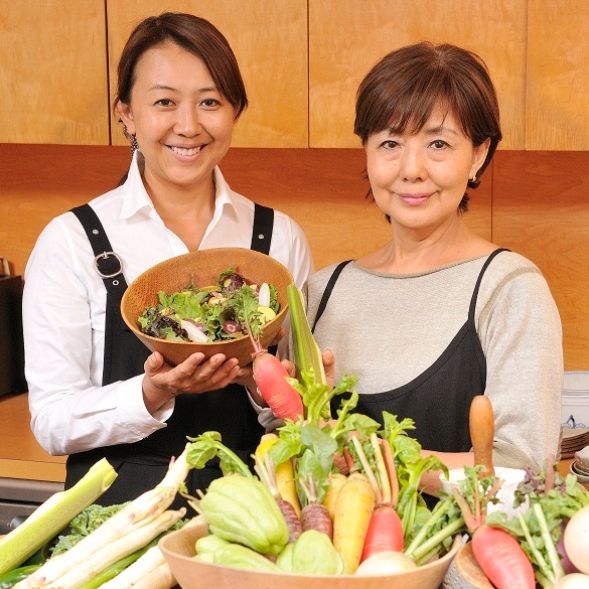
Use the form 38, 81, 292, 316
117, 41, 236, 196
365, 107, 489, 236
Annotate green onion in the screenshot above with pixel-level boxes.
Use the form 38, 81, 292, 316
0, 458, 117, 575
286, 285, 326, 384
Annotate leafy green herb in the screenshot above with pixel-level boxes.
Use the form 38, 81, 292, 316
186, 431, 253, 478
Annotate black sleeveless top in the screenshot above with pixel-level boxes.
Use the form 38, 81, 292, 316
65, 203, 273, 506
312, 249, 508, 454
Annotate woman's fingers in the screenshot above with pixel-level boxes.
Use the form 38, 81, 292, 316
281, 358, 296, 377
322, 348, 336, 387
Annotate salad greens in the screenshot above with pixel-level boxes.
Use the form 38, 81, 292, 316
138, 268, 279, 343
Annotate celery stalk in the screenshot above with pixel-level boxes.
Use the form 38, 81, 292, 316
0, 458, 117, 575
286, 285, 326, 384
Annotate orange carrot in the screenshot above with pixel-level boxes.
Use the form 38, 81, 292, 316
332, 472, 375, 574
352, 435, 404, 560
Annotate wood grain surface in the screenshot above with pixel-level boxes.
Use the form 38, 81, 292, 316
106, 0, 308, 148
309, 0, 527, 148
0, 0, 108, 145
0, 394, 66, 482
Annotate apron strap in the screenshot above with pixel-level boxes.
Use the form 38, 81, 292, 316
70, 204, 129, 299
311, 260, 352, 333
250, 203, 274, 254
468, 248, 510, 321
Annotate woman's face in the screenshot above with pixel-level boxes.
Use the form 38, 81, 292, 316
117, 41, 236, 195
365, 108, 489, 236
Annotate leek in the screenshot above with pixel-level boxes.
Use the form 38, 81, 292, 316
15, 444, 190, 589
0, 458, 117, 575
286, 285, 326, 385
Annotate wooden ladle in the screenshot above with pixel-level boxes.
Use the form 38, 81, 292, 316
469, 395, 495, 477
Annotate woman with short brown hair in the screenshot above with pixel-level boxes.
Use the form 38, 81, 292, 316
308, 42, 562, 488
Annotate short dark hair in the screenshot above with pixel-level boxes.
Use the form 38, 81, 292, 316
355, 42, 502, 212
115, 12, 248, 118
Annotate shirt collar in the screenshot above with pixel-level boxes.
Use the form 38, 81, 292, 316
120, 151, 154, 219
119, 152, 239, 221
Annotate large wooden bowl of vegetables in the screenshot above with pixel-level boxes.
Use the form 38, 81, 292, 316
159, 520, 462, 589
121, 247, 293, 366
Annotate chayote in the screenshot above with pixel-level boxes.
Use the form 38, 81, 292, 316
199, 474, 289, 555
210, 543, 280, 572
277, 530, 344, 575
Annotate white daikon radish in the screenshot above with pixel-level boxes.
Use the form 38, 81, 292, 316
180, 319, 209, 342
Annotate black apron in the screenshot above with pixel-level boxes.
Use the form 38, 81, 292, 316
65, 203, 273, 507
312, 249, 508, 454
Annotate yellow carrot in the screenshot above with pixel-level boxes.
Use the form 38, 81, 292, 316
255, 434, 301, 516
255, 433, 279, 461
323, 472, 347, 520
332, 472, 375, 574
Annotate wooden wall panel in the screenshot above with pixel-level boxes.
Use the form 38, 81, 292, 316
492, 151, 589, 369
309, 0, 527, 149
0, 0, 108, 145
0, 145, 130, 276
526, 0, 589, 150
106, 1, 308, 148
0, 145, 490, 276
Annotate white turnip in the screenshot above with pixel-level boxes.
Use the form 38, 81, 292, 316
553, 573, 589, 588
355, 551, 417, 576
563, 506, 589, 575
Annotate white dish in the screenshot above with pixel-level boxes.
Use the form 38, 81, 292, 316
441, 466, 527, 517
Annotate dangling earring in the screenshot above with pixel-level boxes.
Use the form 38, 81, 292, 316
130, 133, 139, 153
119, 119, 139, 154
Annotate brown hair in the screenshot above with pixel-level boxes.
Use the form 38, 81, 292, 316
115, 12, 248, 117
355, 42, 502, 211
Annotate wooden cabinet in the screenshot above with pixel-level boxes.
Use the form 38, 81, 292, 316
0, 0, 108, 145
1, 1, 587, 148
526, 0, 589, 150
309, 0, 527, 149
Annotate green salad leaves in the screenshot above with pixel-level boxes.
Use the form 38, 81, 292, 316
138, 268, 279, 343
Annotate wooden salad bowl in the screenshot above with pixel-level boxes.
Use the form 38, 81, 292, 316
159, 520, 463, 589
121, 247, 293, 367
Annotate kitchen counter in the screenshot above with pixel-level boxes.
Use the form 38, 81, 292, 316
0, 393, 65, 482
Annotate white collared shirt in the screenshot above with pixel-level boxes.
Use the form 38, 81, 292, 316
23, 153, 313, 455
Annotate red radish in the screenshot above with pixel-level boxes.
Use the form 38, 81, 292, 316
471, 525, 535, 589
361, 504, 404, 558
352, 435, 404, 560
453, 481, 535, 589
453, 396, 535, 588
252, 352, 303, 421
237, 289, 303, 421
